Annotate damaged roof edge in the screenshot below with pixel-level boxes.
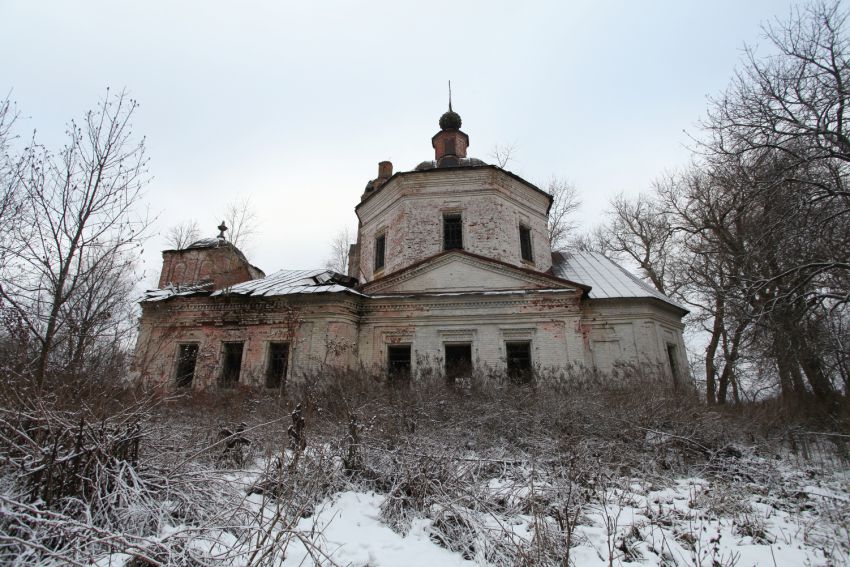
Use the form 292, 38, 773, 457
141, 269, 360, 303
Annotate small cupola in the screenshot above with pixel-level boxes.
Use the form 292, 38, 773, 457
158, 222, 265, 290
432, 98, 469, 167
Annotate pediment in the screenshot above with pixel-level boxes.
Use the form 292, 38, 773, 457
361, 251, 585, 295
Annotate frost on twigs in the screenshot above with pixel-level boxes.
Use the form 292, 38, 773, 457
0, 370, 848, 566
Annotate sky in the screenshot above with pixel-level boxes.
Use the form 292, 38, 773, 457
1, 0, 801, 285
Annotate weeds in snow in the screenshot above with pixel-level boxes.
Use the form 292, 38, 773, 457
0, 370, 848, 565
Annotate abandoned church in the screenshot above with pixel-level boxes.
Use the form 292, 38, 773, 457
132, 106, 688, 389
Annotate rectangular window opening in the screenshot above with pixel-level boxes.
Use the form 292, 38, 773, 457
506, 341, 532, 382
175, 343, 198, 388
444, 343, 472, 381
266, 342, 289, 389
666, 343, 679, 382
443, 214, 463, 250
374, 233, 386, 271
219, 342, 244, 388
387, 344, 411, 382
519, 225, 533, 262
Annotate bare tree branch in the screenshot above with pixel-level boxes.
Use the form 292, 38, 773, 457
545, 177, 581, 252
221, 197, 259, 252
323, 227, 354, 274
163, 219, 200, 250
489, 143, 517, 169
0, 89, 151, 385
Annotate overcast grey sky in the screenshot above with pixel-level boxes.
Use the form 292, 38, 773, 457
1, 0, 800, 283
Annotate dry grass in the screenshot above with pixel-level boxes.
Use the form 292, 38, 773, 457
0, 368, 847, 565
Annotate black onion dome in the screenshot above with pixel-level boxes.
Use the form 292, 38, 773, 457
439, 109, 462, 130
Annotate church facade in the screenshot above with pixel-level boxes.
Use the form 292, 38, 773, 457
132, 107, 688, 390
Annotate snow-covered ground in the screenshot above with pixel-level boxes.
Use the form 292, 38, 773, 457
89, 451, 848, 567
5, 387, 848, 566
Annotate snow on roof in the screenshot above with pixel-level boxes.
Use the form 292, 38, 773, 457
142, 281, 214, 302
552, 251, 686, 312
209, 269, 362, 298
186, 237, 224, 249
143, 255, 684, 311
142, 269, 360, 302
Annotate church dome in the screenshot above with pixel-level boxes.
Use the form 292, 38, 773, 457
439, 109, 462, 130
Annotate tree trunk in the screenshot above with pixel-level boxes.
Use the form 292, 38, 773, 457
704, 296, 724, 404
717, 365, 731, 405
798, 344, 834, 402
789, 363, 807, 400
777, 358, 794, 400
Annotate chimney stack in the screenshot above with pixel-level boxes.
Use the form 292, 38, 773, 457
378, 160, 393, 179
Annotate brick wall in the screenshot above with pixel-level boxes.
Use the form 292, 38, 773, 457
132, 291, 688, 390
356, 168, 552, 282
158, 245, 263, 290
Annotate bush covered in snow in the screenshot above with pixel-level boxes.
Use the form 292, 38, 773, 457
0, 370, 847, 566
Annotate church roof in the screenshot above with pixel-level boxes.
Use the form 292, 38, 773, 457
210, 269, 360, 297
143, 253, 685, 312
142, 269, 359, 302
141, 281, 215, 302
413, 157, 487, 171
551, 251, 687, 313
186, 237, 224, 249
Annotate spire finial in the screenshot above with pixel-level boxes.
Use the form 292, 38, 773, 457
217, 220, 228, 240
439, 82, 462, 130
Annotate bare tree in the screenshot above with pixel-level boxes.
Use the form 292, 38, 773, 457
566, 229, 603, 253
164, 219, 200, 250
596, 192, 674, 295
685, 0, 850, 404
0, 89, 150, 385
703, 0, 850, 308
545, 177, 582, 252
0, 96, 25, 271
323, 227, 354, 274
489, 143, 517, 169
221, 197, 259, 252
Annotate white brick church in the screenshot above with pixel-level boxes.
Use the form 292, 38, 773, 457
132, 105, 688, 389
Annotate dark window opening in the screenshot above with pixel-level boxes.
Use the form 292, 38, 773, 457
266, 342, 289, 389
175, 344, 198, 388
444, 138, 456, 155
506, 341, 532, 382
387, 345, 411, 381
374, 233, 386, 271
219, 342, 244, 388
444, 343, 472, 381
443, 214, 463, 250
519, 225, 533, 262
666, 344, 679, 382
